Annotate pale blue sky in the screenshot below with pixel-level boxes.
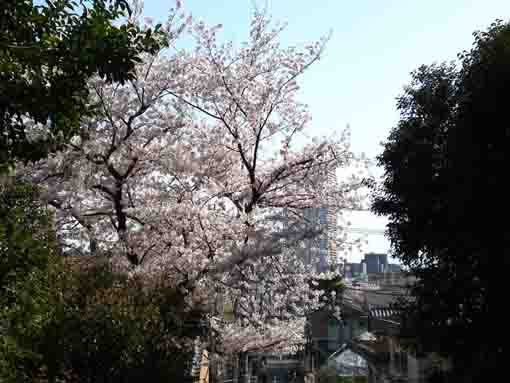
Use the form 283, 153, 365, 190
144, 1, 510, 261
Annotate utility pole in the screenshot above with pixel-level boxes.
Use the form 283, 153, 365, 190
244, 352, 250, 383
209, 314, 218, 383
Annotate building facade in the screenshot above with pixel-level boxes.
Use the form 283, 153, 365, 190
301, 206, 337, 273
363, 253, 388, 274
345, 253, 402, 280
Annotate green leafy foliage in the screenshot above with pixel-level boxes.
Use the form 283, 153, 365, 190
0, 179, 60, 382
44, 258, 205, 383
0, 179, 205, 382
373, 20, 509, 382
0, 0, 169, 171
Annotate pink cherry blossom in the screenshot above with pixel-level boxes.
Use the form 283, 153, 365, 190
19, 3, 369, 353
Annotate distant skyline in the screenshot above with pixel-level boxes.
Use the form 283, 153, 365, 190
142, 0, 510, 261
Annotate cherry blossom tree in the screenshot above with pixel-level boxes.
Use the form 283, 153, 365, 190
19, 1, 368, 354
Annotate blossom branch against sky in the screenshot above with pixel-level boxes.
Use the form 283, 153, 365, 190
20, 3, 368, 351
137, 0, 510, 261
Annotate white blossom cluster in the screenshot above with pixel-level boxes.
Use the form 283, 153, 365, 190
19, 1, 368, 353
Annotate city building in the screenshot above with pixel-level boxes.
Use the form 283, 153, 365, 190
386, 263, 402, 273
345, 253, 402, 280
363, 253, 388, 274
281, 169, 338, 274
345, 262, 363, 278
301, 206, 337, 273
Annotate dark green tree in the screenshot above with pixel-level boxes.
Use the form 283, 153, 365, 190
373, 20, 508, 382
43, 258, 204, 383
0, 178, 62, 382
0, 180, 204, 382
0, 0, 168, 171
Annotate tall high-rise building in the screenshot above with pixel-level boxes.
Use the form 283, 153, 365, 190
301, 207, 337, 273
364, 252, 388, 273
279, 170, 338, 273
299, 170, 338, 273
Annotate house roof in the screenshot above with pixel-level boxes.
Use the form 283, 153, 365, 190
342, 286, 411, 323
369, 306, 400, 320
